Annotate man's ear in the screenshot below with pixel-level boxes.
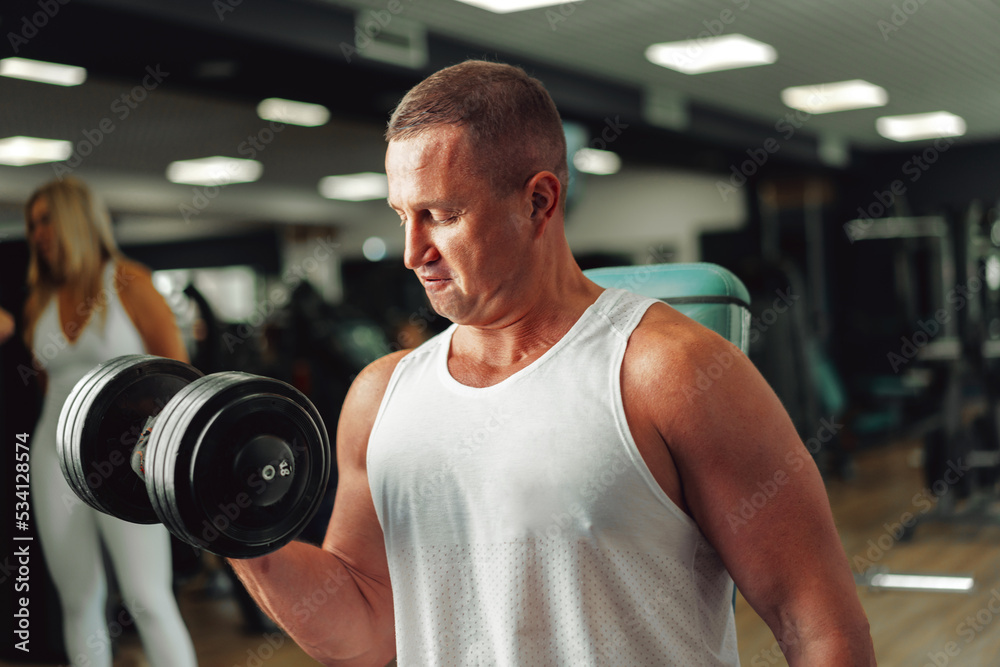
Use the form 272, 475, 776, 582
526, 171, 561, 237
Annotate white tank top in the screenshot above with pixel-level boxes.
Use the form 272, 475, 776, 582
32, 262, 146, 453
368, 288, 739, 666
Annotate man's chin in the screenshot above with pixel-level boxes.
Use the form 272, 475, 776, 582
427, 293, 483, 326
424, 292, 454, 320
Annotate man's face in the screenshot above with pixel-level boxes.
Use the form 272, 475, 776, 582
386, 126, 532, 326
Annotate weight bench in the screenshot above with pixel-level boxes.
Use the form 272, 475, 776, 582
584, 262, 752, 354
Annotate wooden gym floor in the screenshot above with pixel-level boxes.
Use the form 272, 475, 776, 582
3, 437, 999, 667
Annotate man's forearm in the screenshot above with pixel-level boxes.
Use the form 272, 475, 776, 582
779, 616, 877, 666
229, 541, 395, 666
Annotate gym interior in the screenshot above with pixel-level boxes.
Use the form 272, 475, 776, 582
1, 1, 999, 665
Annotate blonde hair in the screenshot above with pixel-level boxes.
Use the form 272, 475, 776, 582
23, 177, 123, 348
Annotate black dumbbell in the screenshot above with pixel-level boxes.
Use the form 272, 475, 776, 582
57, 354, 331, 558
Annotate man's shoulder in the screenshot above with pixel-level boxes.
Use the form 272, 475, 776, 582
357, 348, 412, 395
628, 301, 729, 357
624, 301, 747, 395
338, 349, 413, 453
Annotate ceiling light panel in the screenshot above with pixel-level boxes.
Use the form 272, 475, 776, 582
453, 0, 581, 13
166, 156, 263, 186
319, 172, 388, 201
257, 98, 330, 127
0, 136, 73, 166
782, 79, 888, 114
645, 34, 777, 75
876, 112, 967, 142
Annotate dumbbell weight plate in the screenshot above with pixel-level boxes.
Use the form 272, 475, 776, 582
145, 372, 331, 558
57, 355, 203, 523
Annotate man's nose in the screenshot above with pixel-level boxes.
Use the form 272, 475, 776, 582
403, 220, 437, 270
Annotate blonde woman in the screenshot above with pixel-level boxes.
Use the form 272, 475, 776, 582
23, 177, 197, 667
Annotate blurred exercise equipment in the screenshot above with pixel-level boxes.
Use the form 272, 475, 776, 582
846, 202, 1000, 540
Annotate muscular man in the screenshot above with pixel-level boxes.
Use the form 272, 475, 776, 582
232, 61, 875, 666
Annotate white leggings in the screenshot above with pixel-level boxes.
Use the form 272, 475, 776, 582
31, 436, 198, 667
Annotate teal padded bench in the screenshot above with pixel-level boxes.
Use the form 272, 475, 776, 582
584, 262, 752, 354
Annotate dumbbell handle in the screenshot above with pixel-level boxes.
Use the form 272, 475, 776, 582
129, 415, 157, 481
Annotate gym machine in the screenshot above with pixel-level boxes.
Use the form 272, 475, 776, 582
846, 204, 1000, 541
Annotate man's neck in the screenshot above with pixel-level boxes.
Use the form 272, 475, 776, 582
447, 271, 603, 388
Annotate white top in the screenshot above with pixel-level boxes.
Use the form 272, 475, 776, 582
368, 288, 739, 666
32, 262, 146, 454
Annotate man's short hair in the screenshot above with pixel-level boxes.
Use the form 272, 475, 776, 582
386, 60, 568, 201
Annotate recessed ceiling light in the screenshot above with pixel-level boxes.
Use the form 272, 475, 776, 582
876, 111, 966, 142
0, 57, 86, 86
257, 98, 330, 127
573, 148, 621, 175
166, 156, 263, 186
645, 34, 777, 75
0, 136, 73, 166
781, 79, 888, 114
453, 0, 582, 13
319, 172, 388, 201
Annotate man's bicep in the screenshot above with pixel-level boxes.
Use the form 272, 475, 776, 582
669, 348, 855, 625
322, 352, 407, 578
322, 449, 388, 578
